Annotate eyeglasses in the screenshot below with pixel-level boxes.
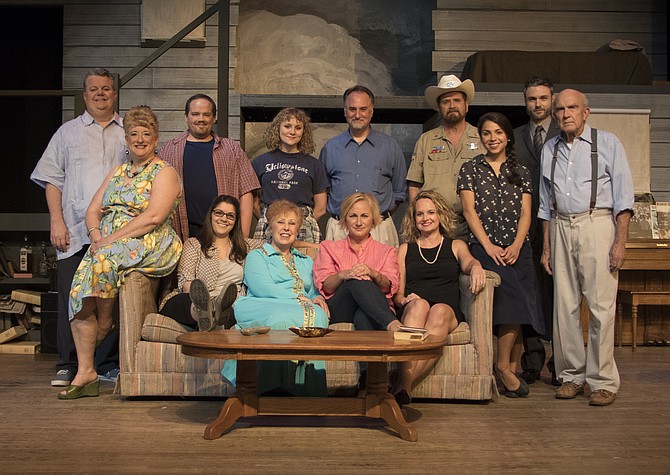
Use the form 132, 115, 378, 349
212, 209, 236, 221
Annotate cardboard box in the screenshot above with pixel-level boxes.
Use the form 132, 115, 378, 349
0, 325, 28, 344
0, 341, 40, 354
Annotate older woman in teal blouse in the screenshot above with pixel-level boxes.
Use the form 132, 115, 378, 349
222, 199, 329, 396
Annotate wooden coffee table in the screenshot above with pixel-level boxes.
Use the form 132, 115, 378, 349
177, 329, 447, 441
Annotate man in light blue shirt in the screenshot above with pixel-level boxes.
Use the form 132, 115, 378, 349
31, 68, 126, 387
538, 89, 633, 406
320, 85, 407, 246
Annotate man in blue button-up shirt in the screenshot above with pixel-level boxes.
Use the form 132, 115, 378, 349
320, 85, 407, 246
31, 69, 126, 388
538, 89, 633, 406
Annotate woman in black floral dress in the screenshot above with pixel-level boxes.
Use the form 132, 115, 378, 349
457, 112, 544, 398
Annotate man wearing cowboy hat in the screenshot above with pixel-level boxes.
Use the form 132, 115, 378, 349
406, 75, 485, 238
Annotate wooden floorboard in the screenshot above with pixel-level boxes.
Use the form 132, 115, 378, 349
1, 347, 670, 474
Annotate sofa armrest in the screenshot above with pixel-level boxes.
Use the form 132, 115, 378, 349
459, 270, 501, 375
119, 271, 160, 375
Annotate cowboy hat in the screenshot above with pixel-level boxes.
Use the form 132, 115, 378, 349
424, 75, 475, 111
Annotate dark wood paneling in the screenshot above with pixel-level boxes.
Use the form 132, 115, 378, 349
433, 51, 666, 80
63, 68, 153, 89
651, 167, 670, 191
64, 46, 218, 68
651, 142, 670, 167
64, 25, 221, 47
437, 0, 666, 11
118, 89, 219, 111
435, 32, 662, 54
64, 4, 140, 24
433, 11, 657, 33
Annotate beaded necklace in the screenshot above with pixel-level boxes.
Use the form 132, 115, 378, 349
125, 157, 154, 178
417, 236, 444, 265
277, 250, 315, 327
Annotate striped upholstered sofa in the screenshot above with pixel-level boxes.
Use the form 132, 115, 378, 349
117, 268, 500, 401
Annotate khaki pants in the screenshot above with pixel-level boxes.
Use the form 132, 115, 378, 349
324, 216, 399, 247
550, 210, 620, 393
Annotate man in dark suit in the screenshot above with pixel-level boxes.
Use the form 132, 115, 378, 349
513, 76, 560, 385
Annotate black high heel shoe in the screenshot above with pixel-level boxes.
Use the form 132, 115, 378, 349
495, 367, 530, 398
501, 376, 529, 398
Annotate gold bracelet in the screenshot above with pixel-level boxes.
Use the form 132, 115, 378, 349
87, 226, 100, 237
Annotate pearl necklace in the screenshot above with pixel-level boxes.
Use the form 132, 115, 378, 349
417, 236, 444, 265
125, 157, 153, 178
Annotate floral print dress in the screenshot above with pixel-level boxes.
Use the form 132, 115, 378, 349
69, 159, 182, 319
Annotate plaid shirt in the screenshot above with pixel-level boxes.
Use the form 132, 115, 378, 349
158, 131, 260, 241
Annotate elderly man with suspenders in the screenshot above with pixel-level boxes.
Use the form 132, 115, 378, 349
538, 89, 633, 406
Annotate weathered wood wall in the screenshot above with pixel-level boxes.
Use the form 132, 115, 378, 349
432, 0, 669, 201
58, 0, 228, 144
433, 0, 667, 80
3, 0, 668, 197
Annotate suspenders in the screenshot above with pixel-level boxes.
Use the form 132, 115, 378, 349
550, 128, 598, 214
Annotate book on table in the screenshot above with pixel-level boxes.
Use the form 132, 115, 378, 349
394, 325, 429, 341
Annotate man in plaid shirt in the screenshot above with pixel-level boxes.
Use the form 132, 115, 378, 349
158, 94, 259, 240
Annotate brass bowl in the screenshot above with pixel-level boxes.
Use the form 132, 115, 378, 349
289, 326, 334, 338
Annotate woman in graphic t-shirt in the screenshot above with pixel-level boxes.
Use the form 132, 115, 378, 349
252, 108, 329, 243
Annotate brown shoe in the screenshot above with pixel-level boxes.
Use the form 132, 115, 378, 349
555, 381, 584, 399
589, 389, 616, 406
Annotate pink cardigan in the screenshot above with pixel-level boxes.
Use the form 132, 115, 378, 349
312, 236, 399, 310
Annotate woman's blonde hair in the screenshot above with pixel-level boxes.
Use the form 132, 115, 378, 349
263, 108, 315, 155
338, 192, 382, 230
400, 190, 457, 243
123, 105, 159, 136
267, 199, 304, 230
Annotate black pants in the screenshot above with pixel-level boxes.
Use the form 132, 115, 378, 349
521, 237, 555, 373
160, 292, 197, 329
56, 246, 119, 374
327, 280, 397, 330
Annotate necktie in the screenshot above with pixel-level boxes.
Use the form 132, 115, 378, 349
533, 126, 544, 157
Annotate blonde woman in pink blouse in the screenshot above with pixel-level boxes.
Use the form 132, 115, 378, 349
313, 193, 401, 332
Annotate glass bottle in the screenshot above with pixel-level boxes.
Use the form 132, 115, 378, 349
39, 241, 49, 277
19, 235, 33, 273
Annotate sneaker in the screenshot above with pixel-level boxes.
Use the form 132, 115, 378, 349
555, 381, 584, 399
214, 282, 238, 327
589, 389, 616, 406
51, 368, 74, 387
98, 368, 120, 383
190, 278, 214, 332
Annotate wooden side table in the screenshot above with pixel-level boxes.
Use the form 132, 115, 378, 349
617, 289, 670, 351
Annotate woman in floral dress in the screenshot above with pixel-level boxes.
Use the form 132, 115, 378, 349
59, 105, 182, 399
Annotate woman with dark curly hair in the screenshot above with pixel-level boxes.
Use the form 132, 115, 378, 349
457, 111, 544, 399
252, 108, 329, 243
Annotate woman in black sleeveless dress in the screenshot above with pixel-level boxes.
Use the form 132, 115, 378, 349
393, 190, 486, 404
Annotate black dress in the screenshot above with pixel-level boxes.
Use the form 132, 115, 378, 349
458, 156, 545, 335
404, 238, 463, 322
